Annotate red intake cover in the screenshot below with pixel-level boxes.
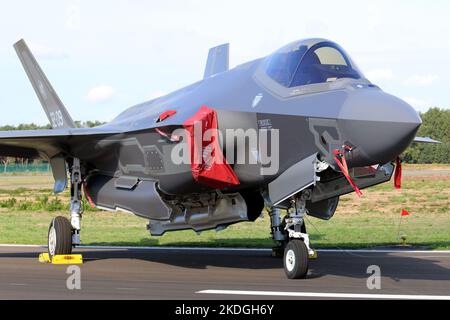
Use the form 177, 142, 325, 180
183, 106, 240, 189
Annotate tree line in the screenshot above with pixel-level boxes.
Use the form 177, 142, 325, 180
0, 120, 105, 131
0, 121, 106, 172
402, 108, 449, 163
0, 110, 448, 167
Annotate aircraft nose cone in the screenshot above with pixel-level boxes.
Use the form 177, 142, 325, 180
338, 90, 422, 166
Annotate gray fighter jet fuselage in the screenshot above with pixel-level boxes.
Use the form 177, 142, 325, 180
1, 38, 432, 278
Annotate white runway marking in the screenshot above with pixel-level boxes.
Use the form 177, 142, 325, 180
116, 287, 138, 291
0, 244, 269, 252
0, 244, 46, 248
1, 244, 450, 254
197, 289, 450, 300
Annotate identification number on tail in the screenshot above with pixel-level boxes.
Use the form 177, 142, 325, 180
50, 110, 64, 128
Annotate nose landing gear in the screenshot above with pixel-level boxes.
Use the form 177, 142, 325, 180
284, 239, 309, 279
269, 191, 316, 279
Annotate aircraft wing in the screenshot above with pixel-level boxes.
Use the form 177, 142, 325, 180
0, 128, 121, 193
413, 136, 442, 144
2, 39, 125, 193
6, 39, 122, 158
0, 128, 121, 159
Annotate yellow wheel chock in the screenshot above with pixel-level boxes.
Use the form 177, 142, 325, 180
39, 252, 83, 265
309, 250, 318, 260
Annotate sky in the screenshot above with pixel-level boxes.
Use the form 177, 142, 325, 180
0, 0, 449, 125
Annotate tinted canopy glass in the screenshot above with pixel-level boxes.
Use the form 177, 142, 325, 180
264, 40, 363, 88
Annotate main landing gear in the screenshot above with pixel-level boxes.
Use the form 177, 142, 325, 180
47, 158, 83, 258
269, 191, 316, 279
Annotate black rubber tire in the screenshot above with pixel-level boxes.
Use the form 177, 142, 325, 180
283, 239, 309, 279
48, 216, 73, 257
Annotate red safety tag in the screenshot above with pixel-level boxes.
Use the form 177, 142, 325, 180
82, 181, 96, 208
158, 110, 177, 122
155, 110, 180, 141
394, 157, 402, 189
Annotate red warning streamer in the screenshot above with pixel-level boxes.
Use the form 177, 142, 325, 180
157, 110, 177, 122
394, 157, 402, 189
155, 110, 181, 142
82, 181, 96, 209
333, 149, 363, 197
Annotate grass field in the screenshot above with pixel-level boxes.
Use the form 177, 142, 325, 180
0, 164, 449, 249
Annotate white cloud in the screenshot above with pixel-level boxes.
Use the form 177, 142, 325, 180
28, 42, 68, 60
367, 4, 382, 31
304, 20, 329, 35
403, 74, 438, 86
65, 4, 81, 31
85, 85, 116, 103
403, 97, 432, 113
365, 68, 393, 82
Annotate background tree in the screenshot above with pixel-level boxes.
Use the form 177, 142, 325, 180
0, 113, 448, 165
402, 108, 450, 164
0, 121, 106, 171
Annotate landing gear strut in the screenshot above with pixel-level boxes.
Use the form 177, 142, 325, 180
47, 158, 83, 258
269, 191, 316, 279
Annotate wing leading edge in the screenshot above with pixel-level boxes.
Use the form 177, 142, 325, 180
0, 127, 121, 159
0, 127, 121, 193
413, 137, 442, 144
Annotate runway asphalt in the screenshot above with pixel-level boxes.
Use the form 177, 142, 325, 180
1, 245, 450, 300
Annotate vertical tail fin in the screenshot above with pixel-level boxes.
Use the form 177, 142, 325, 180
14, 39, 75, 129
203, 43, 229, 79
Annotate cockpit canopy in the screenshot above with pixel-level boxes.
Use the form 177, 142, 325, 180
263, 39, 364, 88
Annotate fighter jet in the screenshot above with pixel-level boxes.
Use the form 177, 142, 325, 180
1, 38, 438, 279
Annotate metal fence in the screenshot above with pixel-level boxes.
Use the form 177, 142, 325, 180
0, 163, 51, 173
